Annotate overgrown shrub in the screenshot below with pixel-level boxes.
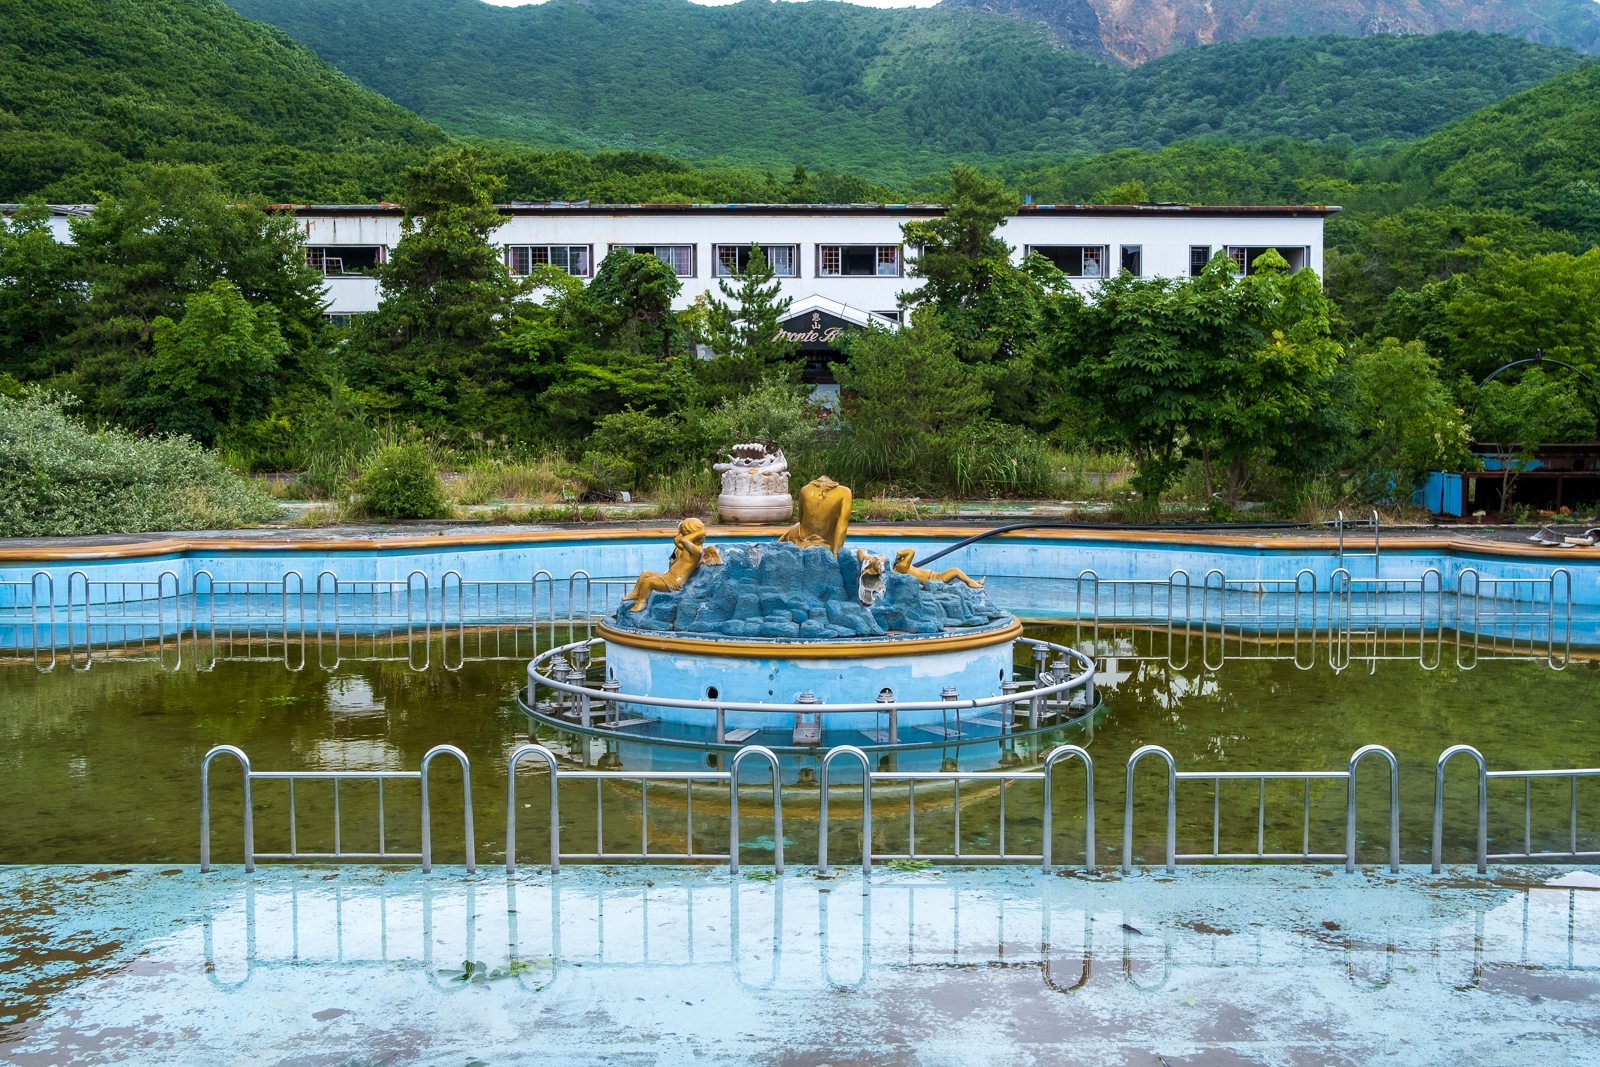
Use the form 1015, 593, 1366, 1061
0, 392, 281, 536
354, 443, 448, 519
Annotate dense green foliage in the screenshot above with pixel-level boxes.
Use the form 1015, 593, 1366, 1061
229, 0, 1580, 181
1, 0, 894, 205
354, 442, 448, 518
0, 0, 446, 202
0, 391, 280, 536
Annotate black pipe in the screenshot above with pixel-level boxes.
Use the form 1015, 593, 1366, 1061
912, 520, 1314, 567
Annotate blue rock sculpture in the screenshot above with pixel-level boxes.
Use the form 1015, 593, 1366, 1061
610, 541, 1008, 639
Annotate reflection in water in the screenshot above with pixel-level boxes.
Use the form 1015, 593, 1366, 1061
1, 627, 1598, 865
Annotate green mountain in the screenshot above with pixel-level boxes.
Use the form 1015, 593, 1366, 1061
0, 0, 449, 202
942, 0, 1600, 67
225, 0, 1582, 182
1393, 61, 1600, 234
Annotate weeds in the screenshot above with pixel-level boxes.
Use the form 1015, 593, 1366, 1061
650, 465, 718, 519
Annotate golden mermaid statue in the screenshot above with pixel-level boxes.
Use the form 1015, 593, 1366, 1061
622, 518, 722, 611
778, 476, 852, 555
892, 548, 984, 589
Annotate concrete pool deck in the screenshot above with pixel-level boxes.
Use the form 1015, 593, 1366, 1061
4, 863, 1598, 1065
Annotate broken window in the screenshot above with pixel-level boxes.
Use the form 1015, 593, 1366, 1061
817, 245, 900, 277
1028, 245, 1107, 278
1225, 246, 1309, 275
306, 246, 383, 276
1190, 246, 1212, 276
1120, 245, 1142, 277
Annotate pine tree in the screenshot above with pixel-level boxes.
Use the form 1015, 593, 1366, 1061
700, 244, 799, 400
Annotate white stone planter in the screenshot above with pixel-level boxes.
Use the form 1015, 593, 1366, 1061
716, 493, 793, 523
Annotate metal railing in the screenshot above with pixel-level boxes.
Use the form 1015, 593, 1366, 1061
1122, 744, 1400, 874
1456, 568, 1573, 668
1431, 743, 1600, 873
200, 743, 475, 873
1329, 568, 1445, 672
505, 742, 785, 873
7, 563, 1580, 671
814, 744, 1095, 877
525, 636, 1098, 749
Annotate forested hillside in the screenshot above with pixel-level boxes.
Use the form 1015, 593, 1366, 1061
226, 0, 1581, 181
0, 0, 448, 202
0, 0, 899, 204
1392, 61, 1600, 236
942, 0, 1600, 66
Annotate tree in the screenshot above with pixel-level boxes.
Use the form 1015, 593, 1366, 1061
345, 148, 526, 435
1186, 251, 1344, 507
0, 202, 82, 379
1047, 251, 1341, 505
122, 279, 288, 444
1347, 338, 1473, 497
699, 244, 798, 399
1375, 250, 1600, 385
1470, 368, 1595, 512
899, 165, 1062, 429
530, 249, 691, 438
833, 309, 991, 488
54, 165, 324, 425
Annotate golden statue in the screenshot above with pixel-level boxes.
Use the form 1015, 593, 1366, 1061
893, 548, 984, 589
778, 476, 852, 555
623, 518, 722, 611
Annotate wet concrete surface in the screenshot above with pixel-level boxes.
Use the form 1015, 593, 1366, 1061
3, 863, 1598, 1065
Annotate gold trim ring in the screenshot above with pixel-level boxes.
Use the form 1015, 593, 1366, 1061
596, 616, 1023, 659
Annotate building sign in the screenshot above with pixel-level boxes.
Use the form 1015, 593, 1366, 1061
776, 309, 855, 385
777, 310, 851, 349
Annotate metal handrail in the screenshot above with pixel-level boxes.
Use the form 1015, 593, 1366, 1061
1432, 744, 1600, 871
817, 745, 872, 879
502, 743, 786, 873
200, 745, 254, 872
199, 743, 475, 873
1042, 745, 1095, 871
527, 636, 1096, 716
1124, 745, 1400, 874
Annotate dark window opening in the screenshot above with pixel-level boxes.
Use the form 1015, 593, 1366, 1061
1029, 245, 1106, 278
1190, 246, 1212, 276
1120, 245, 1142, 277
307, 246, 382, 276
1225, 246, 1309, 275
818, 245, 899, 277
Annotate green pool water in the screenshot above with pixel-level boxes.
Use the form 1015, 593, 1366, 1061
2, 628, 1596, 868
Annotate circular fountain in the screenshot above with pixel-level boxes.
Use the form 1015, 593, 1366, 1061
519, 465, 1101, 765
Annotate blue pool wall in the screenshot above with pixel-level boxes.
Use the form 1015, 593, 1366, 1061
3, 527, 1597, 647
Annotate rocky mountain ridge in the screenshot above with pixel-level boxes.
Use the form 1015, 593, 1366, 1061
942, 0, 1600, 64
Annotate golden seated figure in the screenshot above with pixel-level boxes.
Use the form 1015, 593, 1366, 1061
622, 518, 722, 612
778, 476, 852, 556
893, 548, 984, 589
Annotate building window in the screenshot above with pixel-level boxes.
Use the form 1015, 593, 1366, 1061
507, 245, 591, 277
1190, 246, 1212, 276
613, 244, 695, 277
1028, 245, 1107, 278
817, 245, 900, 277
715, 244, 798, 277
306, 246, 383, 276
323, 313, 360, 328
1120, 245, 1142, 277
1225, 246, 1309, 275
872, 310, 902, 323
